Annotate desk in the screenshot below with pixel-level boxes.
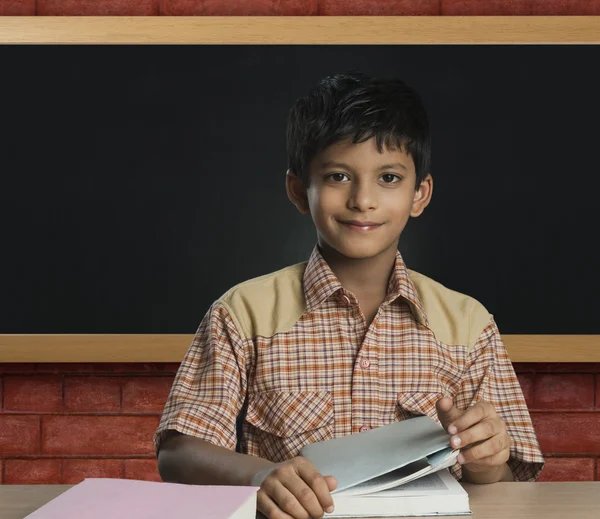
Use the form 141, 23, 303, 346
1, 482, 600, 519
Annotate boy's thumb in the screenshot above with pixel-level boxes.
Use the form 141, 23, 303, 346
435, 396, 463, 430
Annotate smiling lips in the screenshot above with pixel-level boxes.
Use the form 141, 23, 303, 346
339, 220, 383, 231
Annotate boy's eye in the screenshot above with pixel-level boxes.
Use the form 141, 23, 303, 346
381, 173, 401, 184
327, 172, 350, 182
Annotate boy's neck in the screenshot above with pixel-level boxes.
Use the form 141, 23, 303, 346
318, 241, 398, 300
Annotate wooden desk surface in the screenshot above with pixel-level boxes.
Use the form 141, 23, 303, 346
1, 481, 600, 519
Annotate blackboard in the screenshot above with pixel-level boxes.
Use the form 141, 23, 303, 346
2, 45, 599, 333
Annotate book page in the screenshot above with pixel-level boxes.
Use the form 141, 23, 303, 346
302, 416, 455, 494
373, 470, 466, 497
381, 472, 449, 492
336, 448, 458, 496
327, 470, 470, 518
337, 460, 430, 496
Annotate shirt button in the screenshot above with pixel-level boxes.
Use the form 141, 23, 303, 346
359, 425, 370, 433
360, 358, 370, 369
342, 294, 351, 305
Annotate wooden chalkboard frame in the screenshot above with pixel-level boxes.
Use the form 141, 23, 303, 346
0, 17, 600, 44
0, 16, 599, 362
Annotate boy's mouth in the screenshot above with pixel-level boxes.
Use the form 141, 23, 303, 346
338, 219, 383, 231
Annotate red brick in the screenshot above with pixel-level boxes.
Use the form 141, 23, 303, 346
38, 363, 180, 374
0, 415, 41, 456
163, 0, 318, 15
0, 363, 38, 374
513, 363, 600, 374
38, 0, 157, 15
3, 375, 63, 412
441, 0, 600, 15
538, 457, 595, 482
42, 415, 160, 455
596, 375, 600, 409
124, 459, 161, 482
122, 377, 173, 413
512, 363, 534, 373
64, 377, 121, 412
534, 374, 594, 410
0, 459, 3, 484
39, 363, 99, 374
62, 459, 124, 484
0, 0, 35, 15
4, 459, 62, 484
516, 373, 534, 409
320, 0, 439, 15
532, 413, 600, 454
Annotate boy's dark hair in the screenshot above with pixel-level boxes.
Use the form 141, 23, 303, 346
286, 71, 431, 188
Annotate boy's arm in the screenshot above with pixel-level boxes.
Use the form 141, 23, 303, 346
438, 318, 544, 483
158, 430, 274, 486
153, 301, 248, 459
153, 304, 337, 519
158, 431, 337, 519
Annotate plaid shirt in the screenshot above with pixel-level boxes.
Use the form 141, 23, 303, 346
155, 246, 544, 482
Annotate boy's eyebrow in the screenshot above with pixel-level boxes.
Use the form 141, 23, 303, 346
320, 161, 408, 171
378, 162, 408, 171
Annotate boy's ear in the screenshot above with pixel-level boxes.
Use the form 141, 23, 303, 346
410, 173, 433, 217
286, 169, 310, 215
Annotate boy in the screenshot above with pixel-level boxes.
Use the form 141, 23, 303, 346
155, 72, 544, 519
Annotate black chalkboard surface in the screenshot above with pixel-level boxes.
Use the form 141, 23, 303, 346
1, 45, 599, 333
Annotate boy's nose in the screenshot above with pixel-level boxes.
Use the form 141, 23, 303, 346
347, 184, 377, 211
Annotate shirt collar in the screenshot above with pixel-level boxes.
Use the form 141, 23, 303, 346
303, 245, 428, 326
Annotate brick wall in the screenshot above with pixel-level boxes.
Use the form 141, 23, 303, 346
3, 0, 600, 16
0, 363, 177, 484
514, 363, 600, 481
1, 362, 599, 484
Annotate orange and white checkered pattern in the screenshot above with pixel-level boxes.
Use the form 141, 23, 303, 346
155, 247, 544, 481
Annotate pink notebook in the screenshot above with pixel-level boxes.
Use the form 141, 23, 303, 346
25, 478, 259, 519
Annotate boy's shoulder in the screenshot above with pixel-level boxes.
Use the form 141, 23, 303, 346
407, 269, 492, 350
216, 262, 308, 341
215, 262, 492, 350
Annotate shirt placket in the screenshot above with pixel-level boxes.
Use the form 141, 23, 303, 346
350, 303, 380, 435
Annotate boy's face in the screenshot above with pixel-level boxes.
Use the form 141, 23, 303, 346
287, 137, 432, 261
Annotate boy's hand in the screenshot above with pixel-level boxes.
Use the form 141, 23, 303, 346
435, 397, 512, 478
251, 456, 337, 519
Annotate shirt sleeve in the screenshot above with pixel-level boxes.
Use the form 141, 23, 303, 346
451, 318, 545, 482
153, 301, 250, 455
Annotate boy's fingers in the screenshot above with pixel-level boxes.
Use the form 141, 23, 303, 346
275, 480, 316, 519
435, 397, 464, 431
324, 475, 338, 491
448, 402, 495, 434
457, 433, 511, 465
450, 418, 505, 449
297, 464, 335, 515
282, 473, 328, 519
257, 489, 297, 519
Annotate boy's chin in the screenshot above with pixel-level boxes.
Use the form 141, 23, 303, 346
323, 240, 396, 261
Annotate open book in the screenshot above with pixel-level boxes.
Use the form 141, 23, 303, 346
300, 416, 471, 517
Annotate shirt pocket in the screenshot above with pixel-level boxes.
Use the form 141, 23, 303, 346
395, 384, 444, 424
245, 390, 334, 462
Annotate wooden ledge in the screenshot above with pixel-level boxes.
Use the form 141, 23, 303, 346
0, 335, 598, 363
0, 17, 600, 44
